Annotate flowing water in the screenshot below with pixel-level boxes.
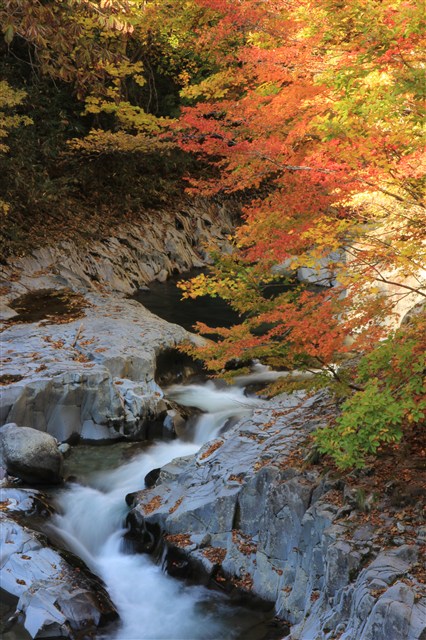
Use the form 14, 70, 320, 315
48, 379, 282, 640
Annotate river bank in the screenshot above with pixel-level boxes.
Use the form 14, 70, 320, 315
1, 208, 425, 639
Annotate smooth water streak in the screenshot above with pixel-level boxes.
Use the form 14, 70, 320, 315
50, 380, 267, 640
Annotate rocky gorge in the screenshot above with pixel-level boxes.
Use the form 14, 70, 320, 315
0, 202, 425, 640
1, 200, 233, 442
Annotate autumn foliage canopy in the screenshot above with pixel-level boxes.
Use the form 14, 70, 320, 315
175, 0, 425, 465
1, 0, 425, 467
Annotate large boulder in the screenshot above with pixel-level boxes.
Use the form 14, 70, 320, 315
0, 424, 63, 484
0, 295, 205, 441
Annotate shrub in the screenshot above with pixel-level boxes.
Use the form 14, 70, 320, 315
315, 315, 425, 468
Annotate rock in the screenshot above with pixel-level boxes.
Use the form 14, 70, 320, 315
1, 200, 235, 298
144, 467, 161, 488
156, 268, 168, 282
0, 487, 53, 516
0, 295, 205, 441
163, 408, 187, 438
58, 443, 71, 457
0, 199, 233, 442
401, 301, 425, 325
0, 302, 18, 320
0, 424, 63, 484
127, 392, 426, 640
0, 490, 117, 639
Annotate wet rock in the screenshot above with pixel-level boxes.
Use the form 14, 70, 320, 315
58, 443, 71, 457
144, 467, 161, 488
163, 409, 187, 439
0, 487, 53, 517
128, 392, 426, 640
155, 348, 205, 387
0, 295, 205, 441
0, 199, 232, 442
0, 424, 63, 484
124, 510, 161, 555
165, 547, 192, 579
0, 509, 117, 638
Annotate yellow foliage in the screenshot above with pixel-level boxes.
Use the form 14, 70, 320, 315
0, 81, 32, 153
67, 129, 173, 155
181, 71, 242, 101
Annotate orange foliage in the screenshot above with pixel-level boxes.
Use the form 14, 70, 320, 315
176, 0, 425, 374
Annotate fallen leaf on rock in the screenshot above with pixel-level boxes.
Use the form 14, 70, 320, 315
199, 440, 223, 460
202, 547, 226, 564
80, 338, 96, 347
169, 497, 183, 514
143, 495, 162, 515
164, 533, 192, 548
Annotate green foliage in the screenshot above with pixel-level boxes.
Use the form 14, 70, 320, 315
315, 317, 426, 468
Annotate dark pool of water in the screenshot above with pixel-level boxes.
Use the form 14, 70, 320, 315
133, 269, 296, 335
133, 269, 242, 332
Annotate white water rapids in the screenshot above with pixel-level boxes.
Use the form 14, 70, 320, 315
49, 378, 271, 640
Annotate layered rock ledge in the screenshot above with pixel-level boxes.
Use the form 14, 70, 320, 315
1, 200, 231, 441
1, 200, 234, 301
0, 488, 117, 638
127, 392, 426, 640
1, 293, 204, 441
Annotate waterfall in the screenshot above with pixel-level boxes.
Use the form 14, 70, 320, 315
165, 381, 265, 444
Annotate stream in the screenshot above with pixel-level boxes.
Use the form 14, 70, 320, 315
45, 378, 281, 640
3, 273, 290, 640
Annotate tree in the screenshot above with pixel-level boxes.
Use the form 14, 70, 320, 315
1, 0, 216, 154
0, 0, 218, 254
1, 0, 424, 466
176, 0, 425, 466
0, 80, 32, 214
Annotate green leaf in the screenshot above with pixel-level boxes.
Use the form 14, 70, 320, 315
4, 25, 14, 45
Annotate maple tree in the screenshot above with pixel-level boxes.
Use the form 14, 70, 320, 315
1, 0, 424, 466
175, 0, 425, 466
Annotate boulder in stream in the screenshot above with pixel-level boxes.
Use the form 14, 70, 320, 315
0, 423, 63, 484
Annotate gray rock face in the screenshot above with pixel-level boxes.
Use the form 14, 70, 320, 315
0, 200, 225, 442
128, 392, 426, 640
0, 295, 203, 441
0, 488, 117, 638
0, 424, 63, 484
1, 200, 234, 298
